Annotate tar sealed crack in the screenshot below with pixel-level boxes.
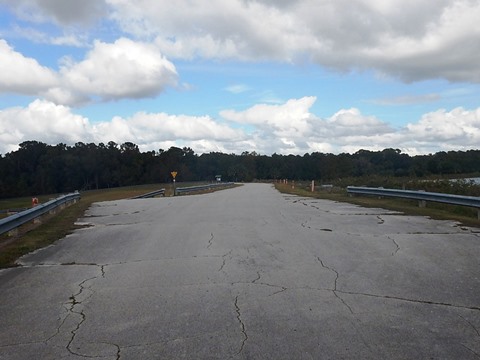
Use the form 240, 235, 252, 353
387, 236, 400, 256
66, 276, 96, 357
42, 263, 107, 357
234, 296, 248, 354
336, 290, 480, 312
218, 250, 232, 273
207, 233, 214, 249
317, 257, 353, 314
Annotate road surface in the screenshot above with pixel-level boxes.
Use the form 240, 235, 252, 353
1, 183, 479, 359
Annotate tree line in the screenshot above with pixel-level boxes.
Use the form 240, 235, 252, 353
1, 140, 480, 198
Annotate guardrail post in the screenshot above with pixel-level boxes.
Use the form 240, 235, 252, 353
418, 190, 426, 208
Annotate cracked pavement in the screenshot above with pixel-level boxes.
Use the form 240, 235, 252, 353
1, 183, 480, 359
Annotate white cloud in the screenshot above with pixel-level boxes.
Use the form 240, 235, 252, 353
0, 39, 58, 94
1, 98, 480, 156
0, 38, 178, 105
406, 107, 480, 144
221, 96, 316, 138
106, 0, 480, 83
0, 100, 245, 154
54, 38, 178, 104
327, 108, 394, 137
92, 111, 244, 145
0, 99, 91, 152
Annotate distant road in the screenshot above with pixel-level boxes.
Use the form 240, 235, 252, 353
1, 183, 479, 359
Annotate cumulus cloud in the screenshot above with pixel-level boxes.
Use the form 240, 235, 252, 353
406, 107, 480, 144
221, 97, 316, 138
1, 98, 480, 156
0, 99, 91, 153
92, 111, 244, 145
220, 97, 398, 154
107, 0, 480, 83
0, 37, 178, 105
0, 100, 244, 154
0, 39, 58, 94
327, 108, 394, 137
53, 38, 178, 104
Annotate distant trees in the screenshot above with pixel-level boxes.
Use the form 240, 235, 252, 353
1, 141, 480, 198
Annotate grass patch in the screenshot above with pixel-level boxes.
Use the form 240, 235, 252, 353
275, 183, 480, 228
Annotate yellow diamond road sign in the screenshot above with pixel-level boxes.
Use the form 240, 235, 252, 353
171, 171, 177, 179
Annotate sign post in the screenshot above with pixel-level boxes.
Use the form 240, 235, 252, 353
171, 171, 178, 196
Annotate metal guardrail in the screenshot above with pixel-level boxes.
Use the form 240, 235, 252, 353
0, 192, 81, 236
176, 182, 235, 195
131, 189, 165, 199
347, 186, 480, 217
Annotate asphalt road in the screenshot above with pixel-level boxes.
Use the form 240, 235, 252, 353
1, 183, 479, 359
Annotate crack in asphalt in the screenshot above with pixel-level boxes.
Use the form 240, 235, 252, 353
207, 233, 214, 249
377, 215, 385, 224
230, 279, 289, 296
461, 344, 480, 358
336, 290, 480, 312
20, 256, 223, 269
317, 257, 338, 291
316, 257, 354, 314
458, 314, 480, 337
34, 263, 111, 358
62, 271, 121, 360
65, 276, 96, 357
387, 236, 401, 256
260, 282, 288, 296
112, 342, 121, 360
218, 250, 232, 272
234, 296, 248, 355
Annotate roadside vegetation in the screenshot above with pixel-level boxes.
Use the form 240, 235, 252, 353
2, 141, 480, 200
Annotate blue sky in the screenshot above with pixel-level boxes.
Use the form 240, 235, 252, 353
0, 0, 479, 155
